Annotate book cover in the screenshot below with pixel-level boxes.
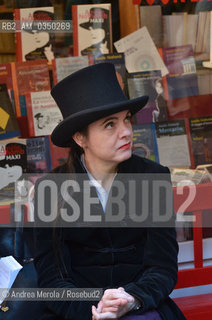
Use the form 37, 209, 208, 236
114, 26, 168, 77
52, 55, 91, 85
0, 63, 13, 98
189, 116, 212, 167
156, 120, 191, 168
26, 136, 52, 173
93, 53, 128, 96
163, 14, 187, 48
72, 4, 112, 57
132, 123, 159, 163
0, 84, 20, 140
0, 255, 23, 305
0, 138, 27, 204
14, 6, 55, 62
162, 45, 199, 100
167, 94, 212, 120
25, 91, 62, 137
11, 60, 51, 117
127, 70, 168, 124
48, 136, 69, 169
140, 5, 162, 48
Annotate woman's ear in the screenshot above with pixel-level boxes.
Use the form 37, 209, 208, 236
72, 132, 85, 148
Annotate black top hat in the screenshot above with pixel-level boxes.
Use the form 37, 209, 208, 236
51, 63, 148, 147
79, 7, 109, 30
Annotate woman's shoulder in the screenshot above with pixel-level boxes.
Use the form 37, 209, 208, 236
119, 154, 170, 174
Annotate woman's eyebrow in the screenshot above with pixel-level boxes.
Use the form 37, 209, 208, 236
102, 116, 118, 125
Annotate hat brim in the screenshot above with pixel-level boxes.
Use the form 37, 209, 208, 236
51, 95, 148, 147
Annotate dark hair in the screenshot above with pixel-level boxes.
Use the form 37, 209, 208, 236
53, 128, 87, 278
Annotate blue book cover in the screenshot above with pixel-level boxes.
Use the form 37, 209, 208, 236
132, 123, 159, 163
162, 45, 199, 100
26, 136, 52, 173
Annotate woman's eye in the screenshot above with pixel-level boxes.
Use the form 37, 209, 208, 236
125, 115, 132, 122
105, 122, 113, 129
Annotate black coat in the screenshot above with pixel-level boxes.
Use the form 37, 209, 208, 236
34, 155, 186, 320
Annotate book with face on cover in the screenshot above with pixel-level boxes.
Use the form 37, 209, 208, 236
72, 4, 113, 57
0, 84, 20, 140
14, 6, 55, 63
0, 138, 27, 204
11, 60, 51, 117
25, 91, 63, 137
114, 27, 168, 77
127, 70, 168, 124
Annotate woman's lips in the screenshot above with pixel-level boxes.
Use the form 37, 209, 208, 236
119, 142, 131, 150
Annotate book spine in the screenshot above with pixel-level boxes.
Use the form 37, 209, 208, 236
10, 62, 21, 117
25, 93, 35, 136
184, 117, 195, 169
72, 5, 79, 56
52, 59, 58, 85
14, 9, 23, 62
158, 48, 169, 100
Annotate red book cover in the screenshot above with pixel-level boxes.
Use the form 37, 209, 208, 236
48, 136, 69, 170
11, 60, 50, 117
72, 4, 112, 57
0, 63, 13, 93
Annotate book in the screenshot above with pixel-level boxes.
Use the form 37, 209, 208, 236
52, 55, 91, 85
156, 120, 191, 169
0, 256, 23, 306
114, 26, 168, 76
72, 4, 112, 57
189, 116, 212, 167
127, 71, 168, 124
14, 6, 55, 62
11, 60, 51, 117
48, 136, 69, 169
139, 5, 162, 48
167, 94, 212, 119
132, 123, 159, 163
161, 45, 199, 100
26, 136, 52, 173
163, 13, 187, 48
0, 63, 13, 99
0, 84, 20, 140
25, 91, 63, 137
0, 138, 27, 204
93, 53, 128, 96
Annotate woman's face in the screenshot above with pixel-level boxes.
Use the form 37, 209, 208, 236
89, 27, 105, 44
33, 31, 50, 48
75, 110, 133, 169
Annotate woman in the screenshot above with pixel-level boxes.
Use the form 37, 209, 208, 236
33, 63, 186, 320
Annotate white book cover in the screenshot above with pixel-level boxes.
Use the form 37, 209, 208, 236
0, 256, 23, 305
114, 27, 168, 76
53, 56, 90, 84
14, 6, 55, 62
26, 91, 63, 137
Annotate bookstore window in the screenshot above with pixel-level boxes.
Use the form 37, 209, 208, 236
0, 0, 212, 304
